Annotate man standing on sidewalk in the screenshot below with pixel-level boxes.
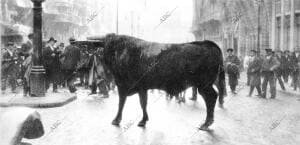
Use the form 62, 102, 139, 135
225, 48, 240, 94
261, 48, 280, 99
1, 42, 19, 93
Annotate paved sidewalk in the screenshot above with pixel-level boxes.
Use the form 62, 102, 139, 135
0, 88, 77, 108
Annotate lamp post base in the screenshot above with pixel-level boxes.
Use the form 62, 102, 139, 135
30, 66, 46, 97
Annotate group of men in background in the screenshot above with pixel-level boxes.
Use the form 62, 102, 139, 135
1, 33, 112, 97
243, 48, 300, 98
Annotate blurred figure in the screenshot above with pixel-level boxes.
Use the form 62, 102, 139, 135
43, 37, 60, 93
247, 50, 262, 97
1, 42, 19, 93
283, 50, 292, 83
20, 33, 34, 96
274, 50, 286, 91
291, 50, 300, 91
61, 37, 81, 93
244, 51, 254, 86
261, 49, 280, 99
225, 48, 240, 94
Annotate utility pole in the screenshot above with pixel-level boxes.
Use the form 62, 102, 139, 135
30, 0, 46, 97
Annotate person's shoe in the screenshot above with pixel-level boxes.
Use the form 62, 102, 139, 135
89, 92, 97, 95
189, 97, 197, 101
270, 96, 276, 99
11, 90, 18, 94
102, 94, 109, 98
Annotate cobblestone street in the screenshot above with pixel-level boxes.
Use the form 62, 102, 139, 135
9, 74, 298, 145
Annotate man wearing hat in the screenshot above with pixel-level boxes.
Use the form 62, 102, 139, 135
1, 42, 19, 93
261, 48, 280, 99
60, 37, 80, 93
225, 48, 240, 94
247, 50, 262, 97
43, 37, 60, 92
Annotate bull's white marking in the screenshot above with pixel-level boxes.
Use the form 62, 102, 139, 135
140, 42, 169, 57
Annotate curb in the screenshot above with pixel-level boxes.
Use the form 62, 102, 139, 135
0, 95, 77, 108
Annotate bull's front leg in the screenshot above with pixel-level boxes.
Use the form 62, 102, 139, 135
138, 89, 149, 127
112, 89, 127, 126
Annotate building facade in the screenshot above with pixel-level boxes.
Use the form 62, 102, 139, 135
192, 0, 300, 57
272, 0, 300, 51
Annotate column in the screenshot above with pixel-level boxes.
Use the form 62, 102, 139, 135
280, 0, 285, 51
271, 0, 276, 50
290, 0, 295, 51
30, 0, 46, 97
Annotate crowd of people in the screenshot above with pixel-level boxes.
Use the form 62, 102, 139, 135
1, 33, 113, 97
2, 34, 300, 100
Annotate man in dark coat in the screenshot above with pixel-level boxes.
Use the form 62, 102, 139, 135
283, 50, 292, 83
225, 48, 240, 94
247, 50, 262, 97
1, 42, 19, 93
261, 48, 280, 99
61, 37, 81, 93
274, 50, 286, 91
42, 37, 60, 92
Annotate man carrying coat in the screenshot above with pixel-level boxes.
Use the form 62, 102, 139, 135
225, 48, 240, 94
261, 48, 280, 99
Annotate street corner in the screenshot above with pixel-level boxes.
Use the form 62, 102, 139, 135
0, 91, 77, 108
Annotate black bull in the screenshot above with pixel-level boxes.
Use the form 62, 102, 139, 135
82, 34, 226, 130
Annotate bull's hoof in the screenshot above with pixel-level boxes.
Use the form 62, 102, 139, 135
199, 120, 213, 131
137, 120, 147, 127
112, 119, 121, 126
218, 103, 224, 109
199, 124, 209, 131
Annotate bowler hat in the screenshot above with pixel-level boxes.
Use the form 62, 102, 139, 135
227, 48, 233, 52
265, 48, 272, 52
250, 49, 257, 53
69, 37, 76, 42
48, 37, 57, 43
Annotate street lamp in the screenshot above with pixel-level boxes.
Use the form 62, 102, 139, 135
30, 0, 46, 97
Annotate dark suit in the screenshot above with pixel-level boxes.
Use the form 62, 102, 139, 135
43, 46, 61, 91
61, 44, 80, 92
248, 56, 262, 96
261, 55, 280, 98
1, 49, 19, 92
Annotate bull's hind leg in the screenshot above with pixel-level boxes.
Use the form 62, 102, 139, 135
112, 89, 127, 126
198, 86, 218, 130
137, 89, 149, 127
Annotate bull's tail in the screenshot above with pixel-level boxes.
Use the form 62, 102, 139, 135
217, 52, 226, 105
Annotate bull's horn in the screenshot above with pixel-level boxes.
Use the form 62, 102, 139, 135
87, 35, 106, 40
